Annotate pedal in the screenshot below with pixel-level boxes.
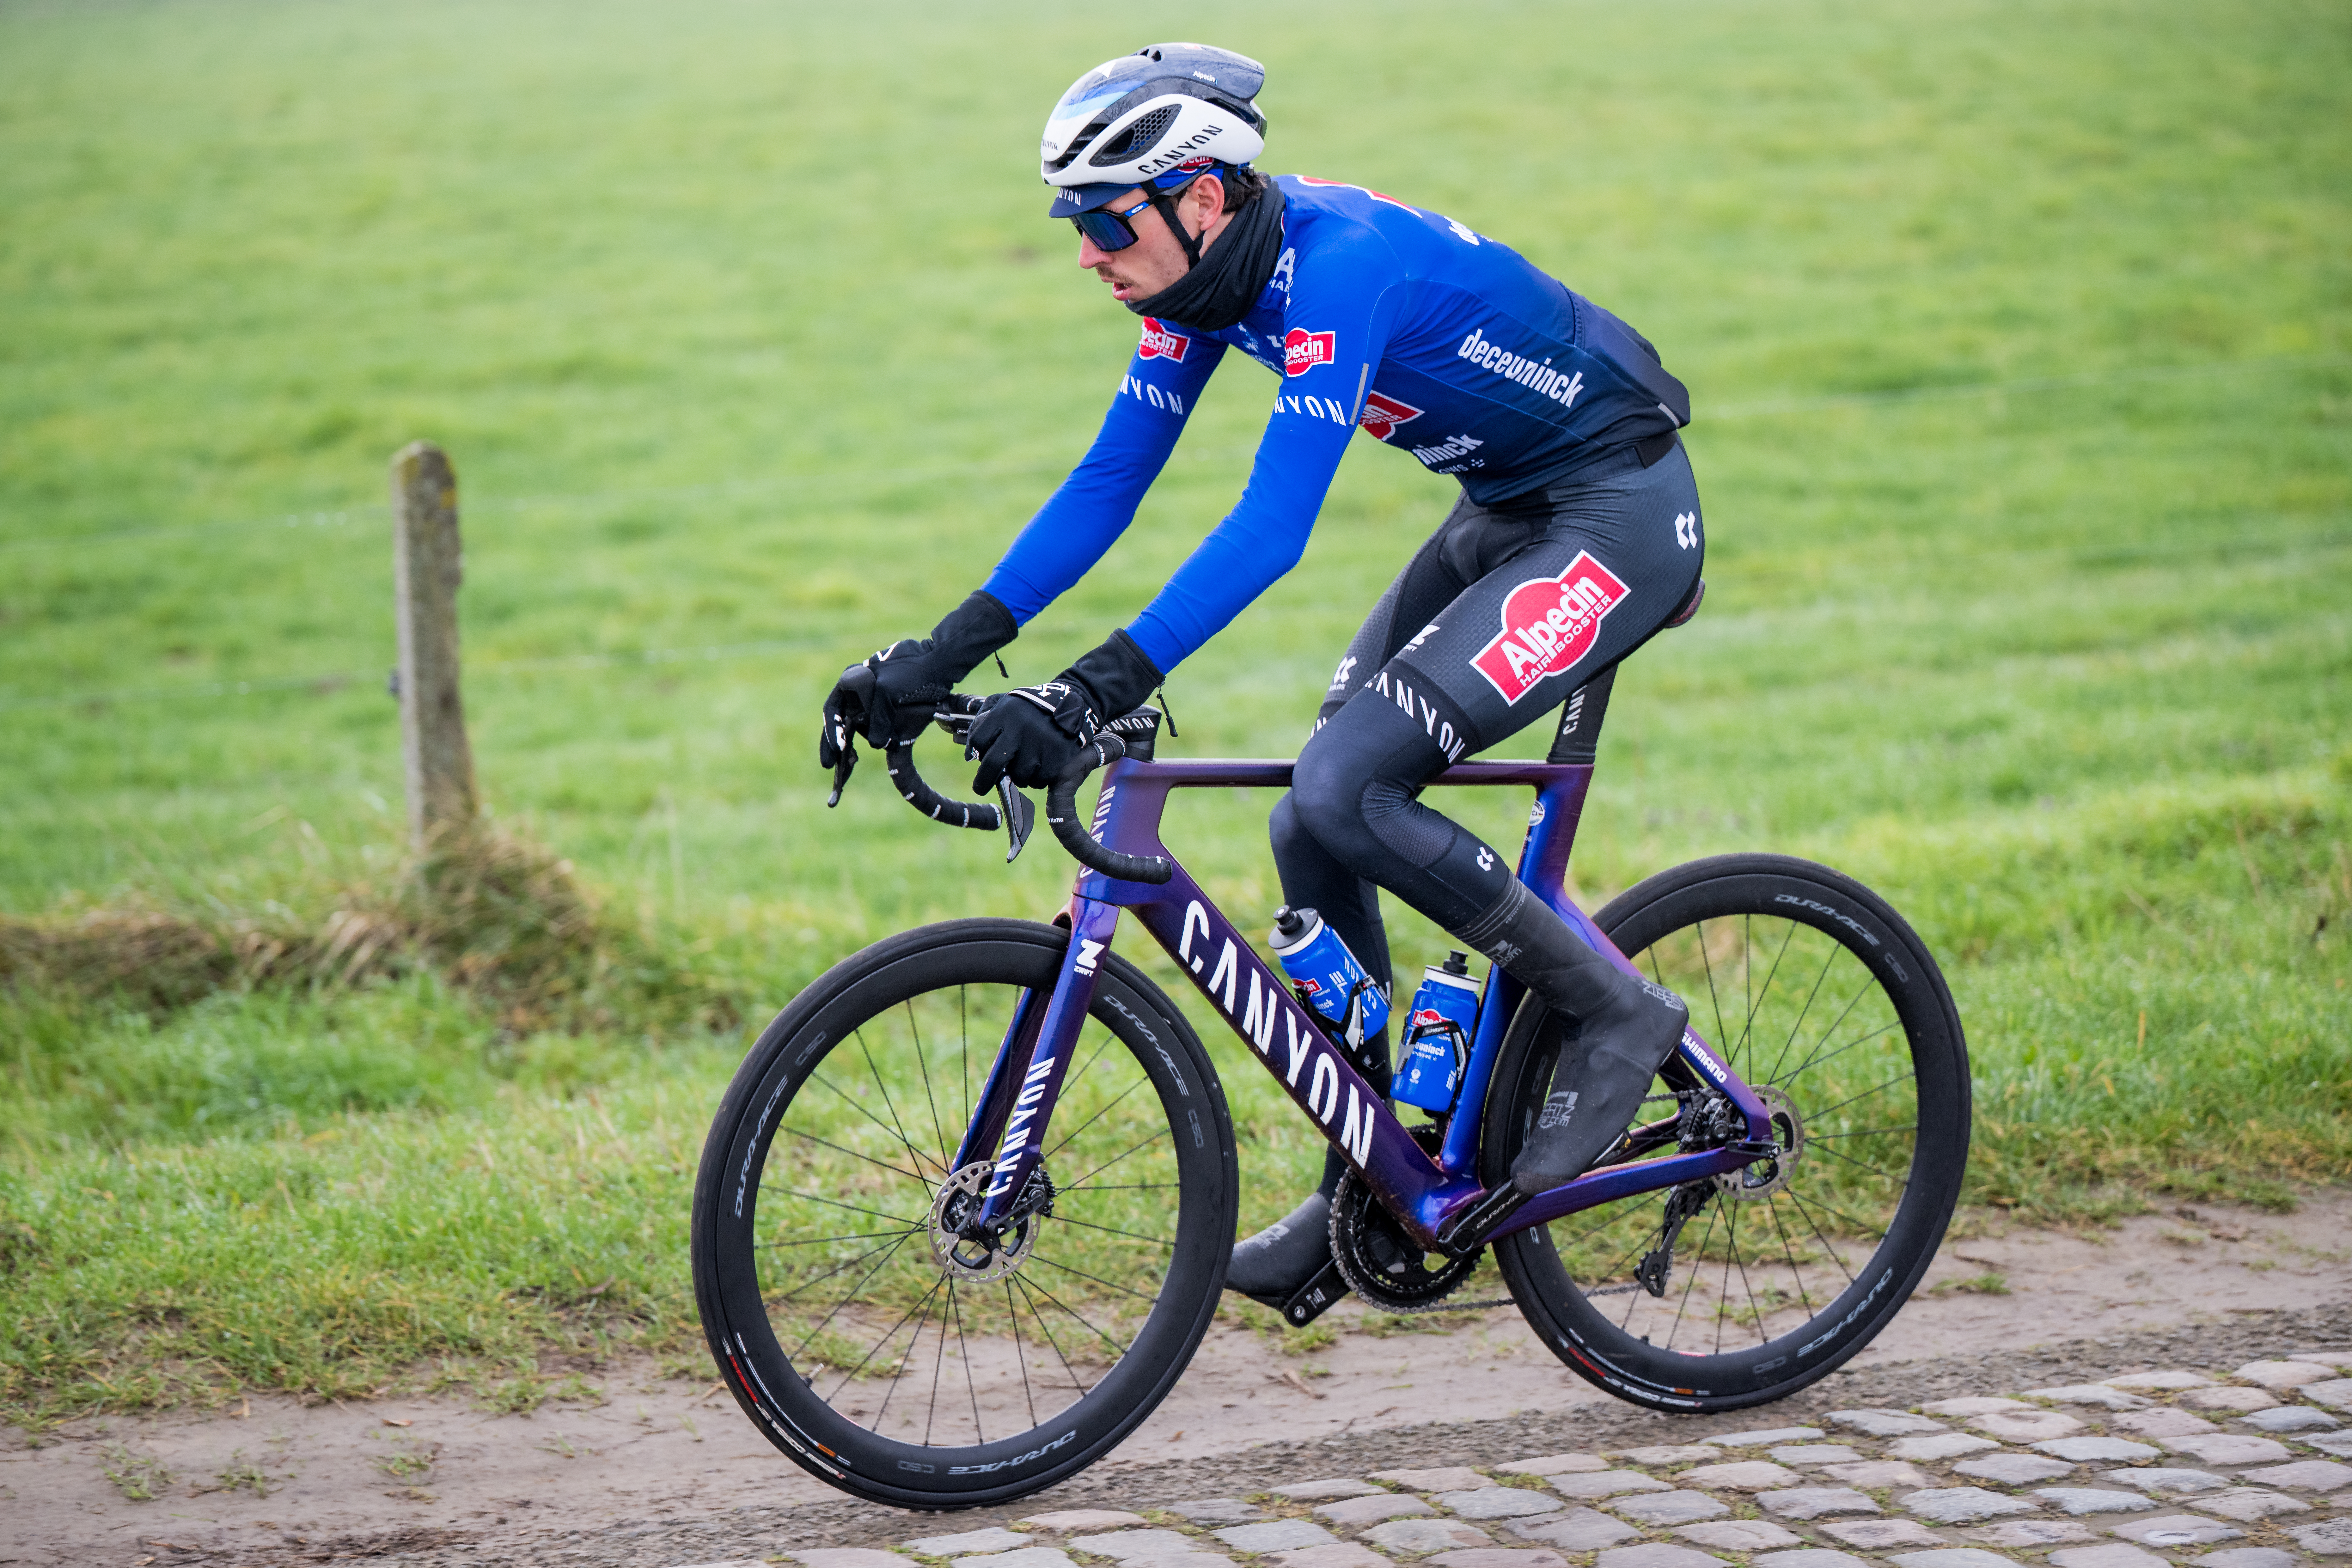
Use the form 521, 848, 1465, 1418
1246, 1259, 1349, 1327
1434, 1183, 1529, 1258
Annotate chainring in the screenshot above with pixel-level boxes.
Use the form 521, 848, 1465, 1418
1329, 1128, 1495, 1313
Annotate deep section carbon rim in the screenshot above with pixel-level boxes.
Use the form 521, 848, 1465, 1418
693, 923, 1232, 1504
1491, 856, 1967, 1406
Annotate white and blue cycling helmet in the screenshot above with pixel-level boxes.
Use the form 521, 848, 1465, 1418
1042, 42, 1268, 237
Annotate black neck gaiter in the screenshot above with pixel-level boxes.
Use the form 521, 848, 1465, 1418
1124, 190, 1287, 334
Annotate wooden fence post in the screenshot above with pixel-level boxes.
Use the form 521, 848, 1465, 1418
390, 441, 478, 849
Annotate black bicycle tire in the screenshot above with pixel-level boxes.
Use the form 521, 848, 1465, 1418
690, 918, 1237, 1508
1486, 853, 1969, 1410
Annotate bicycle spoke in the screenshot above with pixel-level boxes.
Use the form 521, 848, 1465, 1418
1665, 1196, 1720, 1351
854, 1025, 942, 1179
1767, 1192, 1819, 1316
792, 1229, 922, 1355
1042, 1071, 1150, 1162
1030, 1251, 1163, 1303
1764, 943, 1841, 1085
768, 1235, 918, 1308
781, 1123, 934, 1192
1733, 919, 1800, 1071
1786, 1185, 1896, 1243
820, 1263, 937, 1403
1005, 1278, 1038, 1430
1017, 1272, 1132, 1359
1812, 1124, 1918, 1140
759, 1227, 914, 1250
1775, 978, 1878, 1088
1802, 1069, 1913, 1126
906, 999, 951, 1175
950, 1278, 983, 1447
809, 1072, 947, 1180
1775, 1019, 1906, 1091
1805, 1138, 1904, 1183
1012, 1273, 1095, 1394
1063, 1126, 1172, 1192
1053, 1213, 1178, 1246
1782, 1188, 1861, 1287
922, 1276, 951, 1447
1740, 914, 1752, 1080
776, 1187, 922, 1230
1717, 1199, 1740, 1355
1696, 918, 1729, 1067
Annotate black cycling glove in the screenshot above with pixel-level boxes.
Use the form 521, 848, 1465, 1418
967, 630, 1163, 793
819, 590, 1018, 769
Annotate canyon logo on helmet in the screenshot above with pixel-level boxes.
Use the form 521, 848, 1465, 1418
1041, 44, 1268, 210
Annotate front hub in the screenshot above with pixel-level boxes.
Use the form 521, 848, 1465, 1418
927, 1160, 1051, 1282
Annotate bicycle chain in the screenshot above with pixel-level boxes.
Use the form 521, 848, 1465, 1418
1329, 1152, 1509, 1315
1328, 1188, 1513, 1314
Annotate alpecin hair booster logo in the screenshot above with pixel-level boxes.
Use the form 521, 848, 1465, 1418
1284, 328, 1335, 376
1357, 390, 1423, 440
1469, 551, 1630, 704
1138, 318, 1189, 362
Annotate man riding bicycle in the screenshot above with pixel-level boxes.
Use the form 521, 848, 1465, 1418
820, 43, 1705, 1307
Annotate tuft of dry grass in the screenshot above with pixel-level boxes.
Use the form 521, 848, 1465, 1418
0, 823, 735, 1036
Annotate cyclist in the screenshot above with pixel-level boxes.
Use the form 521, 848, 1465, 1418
820, 43, 1703, 1304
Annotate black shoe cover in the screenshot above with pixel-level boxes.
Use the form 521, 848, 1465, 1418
1453, 879, 1690, 1195
1225, 1192, 1334, 1299
1509, 979, 1687, 1193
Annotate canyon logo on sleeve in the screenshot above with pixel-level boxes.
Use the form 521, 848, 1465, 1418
1470, 551, 1630, 704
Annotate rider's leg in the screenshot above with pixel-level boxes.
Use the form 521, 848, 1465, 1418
1292, 442, 1706, 1193
1225, 796, 1398, 1297
1231, 506, 1520, 1297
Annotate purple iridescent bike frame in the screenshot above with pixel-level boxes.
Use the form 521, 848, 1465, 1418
954, 755, 1775, 1250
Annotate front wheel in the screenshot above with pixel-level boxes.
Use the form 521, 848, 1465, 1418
690, 919, 1237, 1508
1487, 854, 1969, 1410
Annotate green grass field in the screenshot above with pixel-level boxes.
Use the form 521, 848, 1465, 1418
2, 0, 2347, 1424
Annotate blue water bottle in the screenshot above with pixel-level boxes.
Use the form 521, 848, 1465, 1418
1269, 906, 1390, 1046
1394, 952, 1482, 1113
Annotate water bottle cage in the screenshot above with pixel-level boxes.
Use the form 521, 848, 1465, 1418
1290, 978, 1388, 1078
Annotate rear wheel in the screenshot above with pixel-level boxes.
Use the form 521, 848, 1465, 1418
1488, 854, 1968, 1409
691, 919, 1236, 1507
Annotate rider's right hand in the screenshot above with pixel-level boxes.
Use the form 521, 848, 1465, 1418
817, 591, 1020, 769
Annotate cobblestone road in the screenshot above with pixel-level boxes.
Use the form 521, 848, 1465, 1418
690, 1350, 2352, 1568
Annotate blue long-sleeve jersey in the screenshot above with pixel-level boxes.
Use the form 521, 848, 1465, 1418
982, 174, 1691, 675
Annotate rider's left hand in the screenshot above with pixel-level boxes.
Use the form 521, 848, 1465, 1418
968, 681, 1099, 793
967, 630, 1164, 793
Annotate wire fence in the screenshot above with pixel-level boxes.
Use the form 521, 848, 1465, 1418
3, 350, 2345, 714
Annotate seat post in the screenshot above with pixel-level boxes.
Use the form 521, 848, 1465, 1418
1545, 664, 1616, 764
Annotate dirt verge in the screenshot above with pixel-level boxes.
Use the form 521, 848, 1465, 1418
3, 1190, 2343, 1568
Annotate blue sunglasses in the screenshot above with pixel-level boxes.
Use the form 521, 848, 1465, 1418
1069, 194, 1159, 253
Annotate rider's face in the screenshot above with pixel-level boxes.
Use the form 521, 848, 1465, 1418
1074, 176, 1228, 303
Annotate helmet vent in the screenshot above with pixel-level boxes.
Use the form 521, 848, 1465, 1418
1089, 105, 1177, 167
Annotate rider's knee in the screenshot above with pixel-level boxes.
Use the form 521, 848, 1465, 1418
1292, 691, 1445, 872
1290, 717, 1374, 866
1268, 790, 1320, 865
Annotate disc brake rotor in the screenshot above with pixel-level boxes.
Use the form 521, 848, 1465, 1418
1714, 1083, 1805, 1202
927, 1160, 1052, 1282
